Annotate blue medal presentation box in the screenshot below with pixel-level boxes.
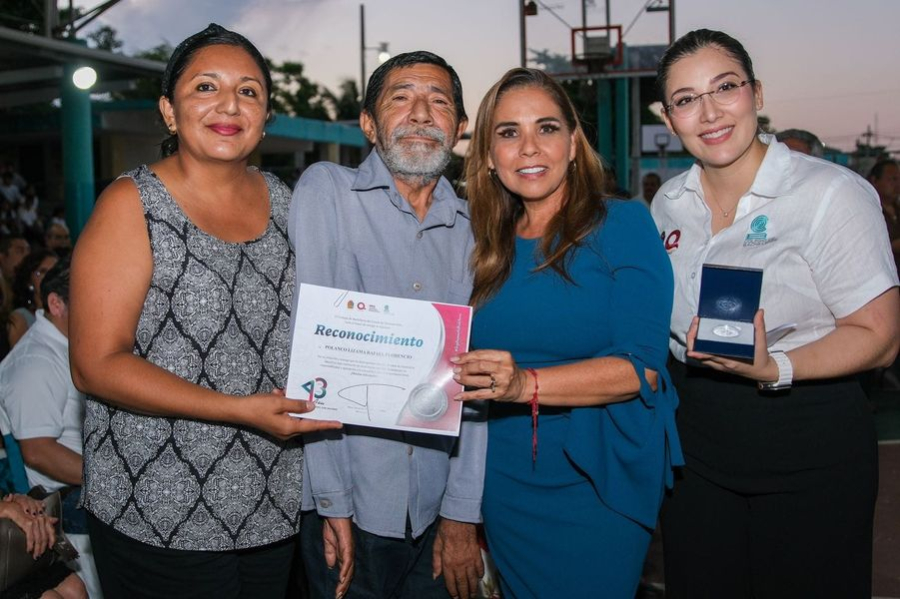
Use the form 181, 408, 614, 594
694, 264, 763, 360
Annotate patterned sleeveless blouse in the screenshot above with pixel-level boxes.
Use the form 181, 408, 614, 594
82, 165, 302, 551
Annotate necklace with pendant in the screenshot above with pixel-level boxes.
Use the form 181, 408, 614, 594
707, 191, 737, 218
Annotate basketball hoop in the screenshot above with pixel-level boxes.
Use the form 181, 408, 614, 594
571, 25, 623, 73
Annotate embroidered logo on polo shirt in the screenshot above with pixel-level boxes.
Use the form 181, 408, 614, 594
743, 215, 772, 247
661, 229, 681, 253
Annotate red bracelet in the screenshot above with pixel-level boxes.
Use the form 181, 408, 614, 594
526, 367, 539, 462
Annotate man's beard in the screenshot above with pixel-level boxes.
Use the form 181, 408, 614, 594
378, 125, 453, 184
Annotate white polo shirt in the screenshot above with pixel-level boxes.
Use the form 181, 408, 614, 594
0, 310, 84, 491
651, 135, 899, 363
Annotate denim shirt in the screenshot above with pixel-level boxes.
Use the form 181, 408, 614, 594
289, 150, 486, 539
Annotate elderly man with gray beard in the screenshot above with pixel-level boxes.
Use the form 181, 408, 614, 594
290, 51, 486, 599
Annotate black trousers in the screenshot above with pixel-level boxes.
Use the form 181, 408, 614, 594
300, 512, 450, 599
662, 361, 878, 599
86, 513, 296, 599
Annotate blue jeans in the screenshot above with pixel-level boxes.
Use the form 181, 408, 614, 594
61, 486, 88, 534
300, 512, 450, 599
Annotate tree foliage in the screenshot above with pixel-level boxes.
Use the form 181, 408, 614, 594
268, 59, 332, 120
322, 78, 362, 121
114, 43, 173, 101
87, 25, 123, 52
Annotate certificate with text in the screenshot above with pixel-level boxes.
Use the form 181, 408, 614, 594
287, 284, 472, 436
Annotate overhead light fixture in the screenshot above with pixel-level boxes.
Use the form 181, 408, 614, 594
377, 42, 391, 64
72, 66, 97, 90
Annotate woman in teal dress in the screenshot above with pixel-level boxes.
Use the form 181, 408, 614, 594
453, 68, 682, 598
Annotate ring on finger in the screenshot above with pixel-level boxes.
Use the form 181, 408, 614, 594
489, 375, 496, 393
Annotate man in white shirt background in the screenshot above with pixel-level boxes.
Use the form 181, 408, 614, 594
0, 259, 101, 597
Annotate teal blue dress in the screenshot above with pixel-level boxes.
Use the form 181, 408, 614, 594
472, 200, 683, 598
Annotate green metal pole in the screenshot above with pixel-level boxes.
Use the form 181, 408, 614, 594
614, 77, 630, 195
596, 79, 613, 165
60, 61, 95, 239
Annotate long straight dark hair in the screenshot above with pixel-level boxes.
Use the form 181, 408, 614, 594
464, 68, 607, 307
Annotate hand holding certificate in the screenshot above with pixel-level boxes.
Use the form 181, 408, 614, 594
287, 284, 472, 436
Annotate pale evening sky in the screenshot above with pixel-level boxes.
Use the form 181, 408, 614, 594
75, 0, 900, 153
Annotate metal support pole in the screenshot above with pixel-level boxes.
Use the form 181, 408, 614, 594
61, 62, 95, 238
614, 78, 629, 190
519, 0, 527, 67
360, 4, 367, 101
44, 0, 57, 37
70, 0, 124, 34
668, 0, 675, 45
597, 79, 613, 164
629, 77, 642, 196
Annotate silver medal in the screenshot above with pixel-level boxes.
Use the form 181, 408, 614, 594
406, 383, 448, 421
712, 324, 741, 338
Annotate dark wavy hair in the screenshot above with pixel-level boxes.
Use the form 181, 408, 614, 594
160, 23, 273, 157
465, 68, 607, 307
364, 51, 466, 124
11, 249, 57, 312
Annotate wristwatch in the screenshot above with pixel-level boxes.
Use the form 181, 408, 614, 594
758, 351, 793, 391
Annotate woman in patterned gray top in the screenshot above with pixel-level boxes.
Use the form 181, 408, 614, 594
68, 24, 343, 599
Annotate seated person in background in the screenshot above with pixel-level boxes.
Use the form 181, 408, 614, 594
0, 235, 30, 289
631, 171, 662, 209
17, 187, 40, 238
774, 128, 824, 157
8, 250, 56, 348
0, 260, 101, 598
0, 236, 30, 358
0, 492, 86, 599
869, 159, 900, 276
0, 172, 24, 207
43, 224, 71, 260
47, 208, 66, 232
0, 199, 18, 237
0, 162, 26, 193
868, 158, 900, 388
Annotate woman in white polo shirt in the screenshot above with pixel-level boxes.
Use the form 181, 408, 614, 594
651, 29, 900, 598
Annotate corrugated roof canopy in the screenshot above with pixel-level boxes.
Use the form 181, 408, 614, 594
0, 26, 165, 109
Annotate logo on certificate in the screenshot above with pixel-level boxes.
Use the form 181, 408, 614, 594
343, 294, 392, 315
301, 377, 328, 402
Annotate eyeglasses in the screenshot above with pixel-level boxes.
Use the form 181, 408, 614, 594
665, 80, 753, 118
